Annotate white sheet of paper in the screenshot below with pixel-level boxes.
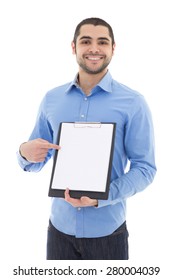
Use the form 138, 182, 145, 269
51, 122, 114, 192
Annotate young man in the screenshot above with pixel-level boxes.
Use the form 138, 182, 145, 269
17, 17, 156, 260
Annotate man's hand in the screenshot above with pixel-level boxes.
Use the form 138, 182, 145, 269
64, 188, 98, 208
19, 138, 60, 163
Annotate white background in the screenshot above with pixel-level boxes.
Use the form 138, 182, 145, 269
0, 0, 172, 278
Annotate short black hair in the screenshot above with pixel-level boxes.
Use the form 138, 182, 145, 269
73, 17, 115, 46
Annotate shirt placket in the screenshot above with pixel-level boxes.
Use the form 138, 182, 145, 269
75, 207, 84, 237
79, 95, 90, 121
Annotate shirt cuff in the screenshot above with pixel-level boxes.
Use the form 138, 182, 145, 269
16, 150, 31, 168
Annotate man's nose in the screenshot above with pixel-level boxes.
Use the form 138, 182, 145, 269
88, 43, 100, 53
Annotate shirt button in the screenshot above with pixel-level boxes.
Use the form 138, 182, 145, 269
81, 114, 85, 118
84, 97, 87, 101
78, 207, 81, 211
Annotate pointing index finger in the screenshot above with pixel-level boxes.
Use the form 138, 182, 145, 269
48, 143, 61, 150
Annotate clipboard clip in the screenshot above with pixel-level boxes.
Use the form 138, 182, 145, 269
74, 122, 102, 128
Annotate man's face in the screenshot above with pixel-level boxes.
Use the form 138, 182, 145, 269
72, 24, 115, 75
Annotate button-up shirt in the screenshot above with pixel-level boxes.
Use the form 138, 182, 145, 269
17, 71, 156, 238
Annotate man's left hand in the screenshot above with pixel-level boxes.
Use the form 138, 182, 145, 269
64, 188, 98, 208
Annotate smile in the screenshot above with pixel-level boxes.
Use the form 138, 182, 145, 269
85, 55, 104, 61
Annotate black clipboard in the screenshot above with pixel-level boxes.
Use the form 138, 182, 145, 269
48, 122, 116, 200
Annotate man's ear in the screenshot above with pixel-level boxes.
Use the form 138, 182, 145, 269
71, 41, 76, 54
112, 43, 116, 55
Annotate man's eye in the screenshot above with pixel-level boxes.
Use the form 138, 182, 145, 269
99, 41, 108, 45
81, 40, 90, 44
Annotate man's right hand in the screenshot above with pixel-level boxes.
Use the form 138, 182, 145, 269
19, 138, 60, 163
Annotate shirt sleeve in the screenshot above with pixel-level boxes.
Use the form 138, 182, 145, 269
16, 95, 54, 172
98, 95, 157, 208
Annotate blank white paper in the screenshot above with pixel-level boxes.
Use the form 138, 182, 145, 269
51, 122, 114, 192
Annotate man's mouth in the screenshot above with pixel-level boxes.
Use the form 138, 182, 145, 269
85, 55, 104, 61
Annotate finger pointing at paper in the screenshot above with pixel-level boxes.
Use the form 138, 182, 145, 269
19, 138, 61, 163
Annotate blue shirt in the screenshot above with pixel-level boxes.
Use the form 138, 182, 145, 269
17, 71, 156, 238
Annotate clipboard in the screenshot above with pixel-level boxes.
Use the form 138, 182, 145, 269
48, 122, 116, 200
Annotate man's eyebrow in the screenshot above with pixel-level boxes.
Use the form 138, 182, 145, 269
79, 36, 92, 40
79, 36, 110, 41
97, 37, 110, 41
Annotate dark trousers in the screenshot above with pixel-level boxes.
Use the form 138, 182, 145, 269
47, 220, 129, 260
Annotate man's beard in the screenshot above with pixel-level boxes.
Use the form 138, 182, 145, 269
77, 58, 111, 74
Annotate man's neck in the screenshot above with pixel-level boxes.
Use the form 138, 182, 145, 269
77, 70, 107, 95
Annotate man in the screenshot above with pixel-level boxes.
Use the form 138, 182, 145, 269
17, 17, 156, 260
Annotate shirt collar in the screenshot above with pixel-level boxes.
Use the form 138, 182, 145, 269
65, 71, 113, 94
97, 71, 113, 93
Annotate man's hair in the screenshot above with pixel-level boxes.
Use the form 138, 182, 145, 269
73, 17, 115, 46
